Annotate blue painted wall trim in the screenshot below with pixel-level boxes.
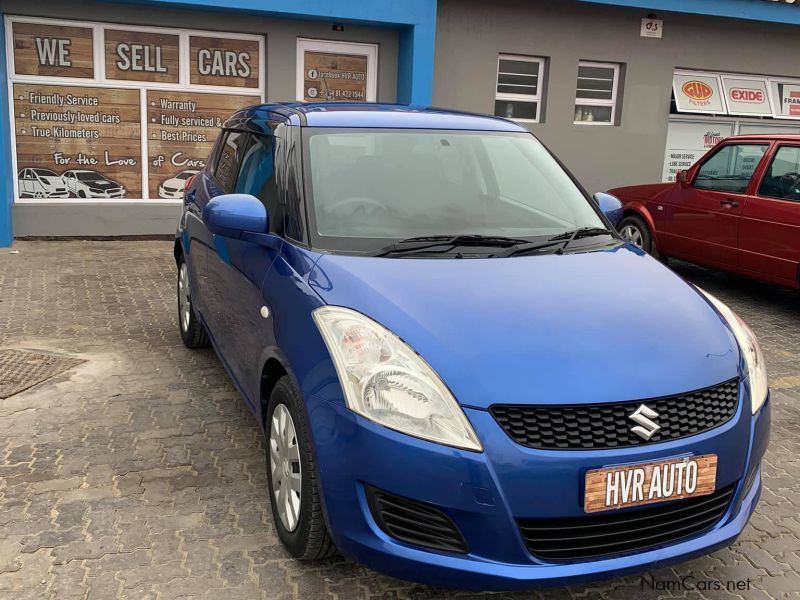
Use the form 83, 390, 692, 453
581, 0, 800, 26
0, 16, 12, 247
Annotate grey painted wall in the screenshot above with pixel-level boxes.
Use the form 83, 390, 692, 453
433, 0, 800, 194
2, 0, 399, 236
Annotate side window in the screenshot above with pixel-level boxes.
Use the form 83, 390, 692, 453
694, 144, 768, 194
214, 131, 248, 193
758, 146, 800, 201
235, 134, 282, 233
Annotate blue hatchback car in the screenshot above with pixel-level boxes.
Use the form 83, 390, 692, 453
175, 103, 770, 591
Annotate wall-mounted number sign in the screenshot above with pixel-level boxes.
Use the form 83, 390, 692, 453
13, 83, 142, 198
104, 29, 180, 84
12, 22, 94, 78
189, 35, 260, 88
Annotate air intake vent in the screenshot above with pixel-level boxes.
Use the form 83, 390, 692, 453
517, 483, 736, 561
366, 487, 468, 554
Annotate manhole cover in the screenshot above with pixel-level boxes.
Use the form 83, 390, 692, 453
0, 349, 84, 399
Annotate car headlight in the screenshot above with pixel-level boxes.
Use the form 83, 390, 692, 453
696, 288, 768, 414
312, 306, 482, 451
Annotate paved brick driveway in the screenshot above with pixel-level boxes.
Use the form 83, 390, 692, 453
0, 240, 798, 600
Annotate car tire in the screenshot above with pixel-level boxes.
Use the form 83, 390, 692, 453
266, 376, 336, 561
618, 215, 654, 254
177, 256, 209, 349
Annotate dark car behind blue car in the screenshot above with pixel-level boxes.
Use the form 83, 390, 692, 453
174, 103, 769, 590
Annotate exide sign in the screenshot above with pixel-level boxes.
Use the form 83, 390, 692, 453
730, 88, 765, 103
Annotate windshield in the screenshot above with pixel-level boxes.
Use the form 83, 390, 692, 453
176, 171, 195, 180
77, 173, 105, 182
304, 129, 606, 252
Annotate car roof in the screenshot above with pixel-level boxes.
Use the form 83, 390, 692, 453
223, 102, 529, 133
724, 133, 800, 142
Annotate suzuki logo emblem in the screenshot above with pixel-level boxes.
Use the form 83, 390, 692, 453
629, 404, 661, 441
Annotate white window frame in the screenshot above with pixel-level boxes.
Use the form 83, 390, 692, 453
494, 54, 545, 124
4, 14, 265, 204
295, 38, 378, 102
574, 60, 620, 126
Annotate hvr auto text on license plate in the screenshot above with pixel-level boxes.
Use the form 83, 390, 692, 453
584, 454, 717, 513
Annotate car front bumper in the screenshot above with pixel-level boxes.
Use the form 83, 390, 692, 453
307, 386, 770, 591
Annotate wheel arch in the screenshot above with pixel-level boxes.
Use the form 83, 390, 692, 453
621, 201, 660, 254
259, 357, 289, 431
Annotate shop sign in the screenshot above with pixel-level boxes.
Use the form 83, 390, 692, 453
303, 51, 369, 101
104, 29, 180, 84
770, 81, 800, 119
673, 73, 725, 114
661, 120, 734, 182
146, 90, 256, 198
13, 83, 142, 198
12, 21, 94, 78
189, 36, 260, 88
720, 76, 771, 116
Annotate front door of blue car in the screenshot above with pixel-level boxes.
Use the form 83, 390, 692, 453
202, 128, 284, 404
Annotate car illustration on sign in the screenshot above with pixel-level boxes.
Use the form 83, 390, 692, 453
158, 170, 199, 199
17, 168, 69, 198
61, 170, 126, 198
175, 103, 769, 591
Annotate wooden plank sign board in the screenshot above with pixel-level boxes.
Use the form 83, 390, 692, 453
12, 22, 94, 78
104, 29, 180, 84
189, 36, 260, 88
147, 90, 257, 198
584, 454, 717, 513
303, 51, 368, 101
13, 83, 142, 198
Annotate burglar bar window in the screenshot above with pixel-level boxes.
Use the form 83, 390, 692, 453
574, 61, 620, 125
494, 54, 545, 123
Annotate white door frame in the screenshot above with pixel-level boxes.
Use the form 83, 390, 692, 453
296, 38, 378, 102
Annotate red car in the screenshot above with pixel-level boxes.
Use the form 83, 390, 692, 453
610, 134, 800, 289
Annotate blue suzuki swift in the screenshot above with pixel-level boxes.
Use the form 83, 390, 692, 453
175, 103, 770, 590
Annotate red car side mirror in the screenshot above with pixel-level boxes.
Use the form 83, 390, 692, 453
675, 170, 689, 186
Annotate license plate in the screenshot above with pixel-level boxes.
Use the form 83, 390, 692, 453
584, 454, 717, 513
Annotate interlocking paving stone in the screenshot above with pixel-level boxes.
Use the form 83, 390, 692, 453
0, 240, 797, 599
0, 348, 84, 399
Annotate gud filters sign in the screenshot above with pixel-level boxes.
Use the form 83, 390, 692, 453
7, 16, 264, 200
673, 73, 725, 114
721, 76, 772, 116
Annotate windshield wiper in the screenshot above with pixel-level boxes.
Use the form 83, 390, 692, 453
367, 234, 531, 257
493, 227, 613, 258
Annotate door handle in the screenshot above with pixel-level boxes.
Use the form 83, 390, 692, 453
720, 198, 739, 208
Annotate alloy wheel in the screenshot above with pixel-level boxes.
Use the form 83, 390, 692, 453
620, 224, 644, 247
270, 404, 302, 532
178, 263, 192, 332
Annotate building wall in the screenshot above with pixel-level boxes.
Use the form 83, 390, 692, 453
1, 0, 400, 236
433, 0, 800, 194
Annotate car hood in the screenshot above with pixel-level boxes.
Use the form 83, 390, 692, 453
308, 245, 740, 409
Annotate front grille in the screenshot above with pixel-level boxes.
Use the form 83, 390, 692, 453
366, 487, 468, 554
491, 379, 739, 450
518, 483, 736, 561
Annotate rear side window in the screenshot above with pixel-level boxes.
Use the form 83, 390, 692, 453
694, 143, 768, 193
235, 134, 282, 232
759, 145, 800, 201
214, 131, 248, 193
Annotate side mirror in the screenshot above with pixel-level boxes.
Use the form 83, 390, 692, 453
676, 170, 688, 186
203, 194, 268, 239
594, 192, 623, 228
